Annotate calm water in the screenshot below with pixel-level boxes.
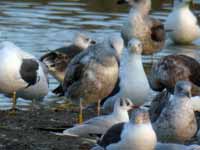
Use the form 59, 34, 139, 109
0, 0, 200, 110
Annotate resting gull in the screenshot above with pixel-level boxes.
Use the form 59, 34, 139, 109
56, 98, 135, 137
0, 41, 48, 111
118, 0, 165, 54
92, 108, 157, 150
153, 81, 198, 143
165, 0, 200, 44
148, 54, 200, 94
92, 107, 200, 150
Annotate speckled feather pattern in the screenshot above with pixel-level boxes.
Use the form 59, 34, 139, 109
153, 95, 197, 143
149, 55, 200, 93
41, 45, 83, 82
121, 7, 165, 54
63, 42, 119, 106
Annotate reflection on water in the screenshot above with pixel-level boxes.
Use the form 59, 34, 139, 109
0, 0, 199, 110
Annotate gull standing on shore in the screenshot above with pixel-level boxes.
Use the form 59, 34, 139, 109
103, 38, 150, 110
63, 35, 124, 123
0, 41, 48, 111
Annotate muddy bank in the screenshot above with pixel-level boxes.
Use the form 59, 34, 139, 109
0, 106, 98, 150
0, 104, 200, 150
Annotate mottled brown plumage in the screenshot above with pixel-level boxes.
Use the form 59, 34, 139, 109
149, 55, 200, 93
150, 18, 165, 42
120, 0, 165, 54
63, 43, 120, 106
40, 33, 95, 95
153, 81, 197, 143
63, 36, 124, 119
41, 45, 83, 82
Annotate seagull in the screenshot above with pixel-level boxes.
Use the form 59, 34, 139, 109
153, 81, 198, 143
165, 0, 200, 44
63, 35, 124, 123
91, 108, 157, 150
149, 91, 200, 130
103, 38, 150, 111
56, 98, 135, 137
0, 41, 48, 111
92, 107, 200, 150
118, 0, 165, 54
148, 54, 200, 94
40, 32, 96, 96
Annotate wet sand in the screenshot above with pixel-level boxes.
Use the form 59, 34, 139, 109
0, 103, 200, 150
0, 105, 98, 150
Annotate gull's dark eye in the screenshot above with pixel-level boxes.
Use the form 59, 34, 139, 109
126, 100, 130, 106
110, 43, 114, 49
85, 38, 89, 42
177, 86, 183, 92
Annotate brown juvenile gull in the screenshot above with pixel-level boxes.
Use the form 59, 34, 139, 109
91, 108, 157, 150
118, 0, 165, 54
148, 54, 200, 94
103, 38, 150, 111
0, 41, 48, 111
40, 32, 95, 96
63, 35, 124, 123
55, 98, 135, 137
153, 81, 198, 143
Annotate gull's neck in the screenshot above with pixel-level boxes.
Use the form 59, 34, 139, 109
128, 53, 143, 65
130, 3, 151, 17
112, 106, 129, 122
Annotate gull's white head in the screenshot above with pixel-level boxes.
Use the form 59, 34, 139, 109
130, 108, 150, 124
109, 35, 124, 58
114, 98, 135, 112
127, 38, 143, 54
73, 32, 96, 49
173, 0, 191, 8
0, 41, 21, 52
127, 108, 157, 150
118, 0, 151, 14
174, 81, 192, 98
